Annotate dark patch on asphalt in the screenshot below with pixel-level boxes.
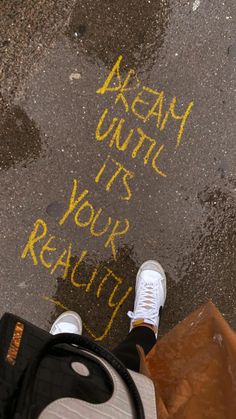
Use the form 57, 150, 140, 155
46, 201, 66, 219
0, 105, 42, 171
67, 0, 170, 69
49, 244, 137, 348
162, 184, 236, 335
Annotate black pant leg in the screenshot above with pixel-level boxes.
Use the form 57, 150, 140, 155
112, 326, 156, 372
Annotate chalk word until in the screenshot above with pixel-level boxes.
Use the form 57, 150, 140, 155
96, 111, 166, 177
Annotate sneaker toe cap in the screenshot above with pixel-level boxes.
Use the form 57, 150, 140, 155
140, 260, 166, 277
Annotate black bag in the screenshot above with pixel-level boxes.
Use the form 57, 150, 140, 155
0, 313, 144, 419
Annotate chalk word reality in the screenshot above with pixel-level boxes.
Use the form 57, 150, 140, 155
95, 55, 194, 181
21, 180, 132, 341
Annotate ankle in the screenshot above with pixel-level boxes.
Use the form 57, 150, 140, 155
132, 322, 157, 334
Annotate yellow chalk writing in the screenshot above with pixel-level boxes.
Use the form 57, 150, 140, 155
114, 69, 140, 113
109, 118, 134, 151
85, 268, 99, 293
105, 219, 130, 260
74, 200, 95, 228
96, 108, 118, 142
50, 243, 72, 279
21, 219, 47, 265
105, 160, 124, 191
96, 55, 195, 177
152, 144, 167, 177
95, 157, 134, 201
39, 235, 56, 269
44, 283, 133, 342
94, 154, 111, 183
21, 55, 196, 345
160, 97, 194, 147
96, 55, 123, 95
131, 87, 155, 121
143, 87, 164, 127
71, 250, 89, 288
97, 55, 140, 114
122, 170, 134, 201
59, 179, 88, 226
90, 208, 112, 237
131, 127, 157, 165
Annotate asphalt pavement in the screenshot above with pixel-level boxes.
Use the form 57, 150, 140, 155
0, 0, 235, 348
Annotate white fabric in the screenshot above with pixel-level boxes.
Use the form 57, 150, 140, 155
128, 270, 165, 330
50, 312, 82, 336
39, 354, 157, 418
51, 322, 81, 335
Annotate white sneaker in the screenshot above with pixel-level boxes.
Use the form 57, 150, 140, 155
127, 260, 167, 337
50, 311, 83, 335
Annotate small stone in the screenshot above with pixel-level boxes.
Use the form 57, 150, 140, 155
69, 72, 81, 81
193, 0, 200, 11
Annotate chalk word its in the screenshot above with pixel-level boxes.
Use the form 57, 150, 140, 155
21, 218, 132, 341
95, 155, 134, 201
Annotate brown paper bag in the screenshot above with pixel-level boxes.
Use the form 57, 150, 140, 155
146, 301, 236, 419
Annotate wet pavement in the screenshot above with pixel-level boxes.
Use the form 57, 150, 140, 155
0, 0, 235, 349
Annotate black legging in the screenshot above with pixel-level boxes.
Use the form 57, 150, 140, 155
112, 326, 156, 372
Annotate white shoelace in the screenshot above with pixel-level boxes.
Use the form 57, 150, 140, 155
128, 280, 161, 326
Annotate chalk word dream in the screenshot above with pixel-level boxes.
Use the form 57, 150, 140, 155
95, 55, 194, 180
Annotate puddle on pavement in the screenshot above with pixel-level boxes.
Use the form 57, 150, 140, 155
0, 0, 235, 348
67, 0, 170, 69
46, 244, 137, 348
161, 183, 236, 335
0, 103, 42, 171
